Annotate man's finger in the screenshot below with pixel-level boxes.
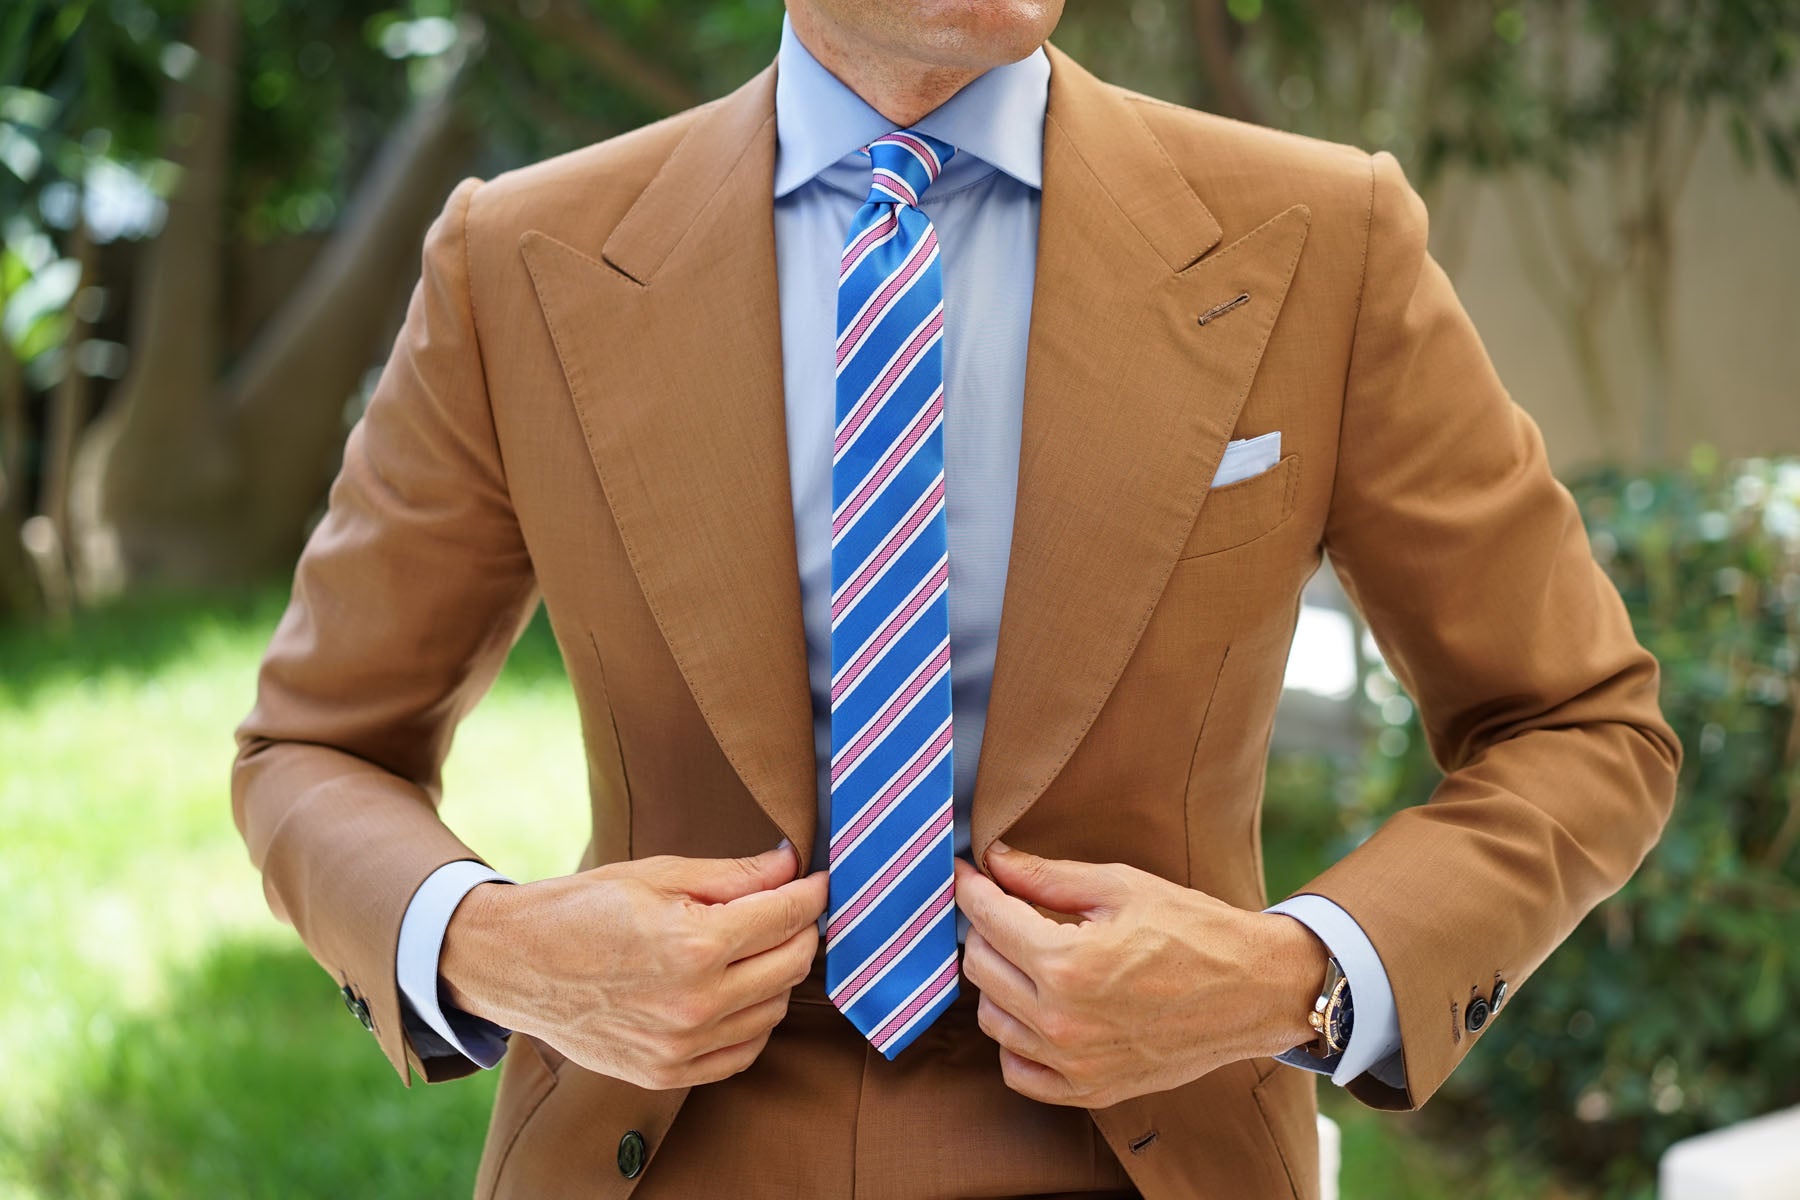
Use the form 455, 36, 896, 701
720, 919, 818, 1002
961, 927, 1039, 1018
713, 868, 828, 959
692, 989, 792, 1058
976, 991, 1054, 1064
679, 1027, 776, 1089
982, 840, 1126, 919
650, 841, 802, 904
953, 856, 1054, 969
998, 1046, 1080, 1107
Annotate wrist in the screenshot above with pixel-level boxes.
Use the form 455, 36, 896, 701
1259, 912, 1331, 1056
440, 879, 517, 1022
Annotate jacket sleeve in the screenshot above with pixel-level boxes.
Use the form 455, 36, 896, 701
1287, 149, 1683, 1111
231, 176, 540, 1086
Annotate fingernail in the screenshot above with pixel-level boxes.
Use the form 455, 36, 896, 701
773, 836, 793, 854
988, 839, 1012, 855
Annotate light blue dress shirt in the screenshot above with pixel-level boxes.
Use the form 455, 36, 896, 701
396, 12, 1407, 1093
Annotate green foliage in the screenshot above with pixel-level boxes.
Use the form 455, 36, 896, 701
1228, 0, 1800, 187
0, 0, 787, 250
1270, 452, 1800, 1197
1444, 0, 1800, 185
1447, 453, 1800, 1196
230, 1, 428, 240
464, 0, 782, 168
2, 0, 170, 212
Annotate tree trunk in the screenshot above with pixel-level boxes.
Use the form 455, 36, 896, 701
36, 220, 98, 615
473, 0, 698, 114
223, 82, 475, 575
0, 332, 40, 620
68, 0, 239, 599
68, 0, 477, 597
1627, 102, 1705, 466
1186, 0, 1261, 123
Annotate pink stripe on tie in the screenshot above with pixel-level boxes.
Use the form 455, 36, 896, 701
829, 880, 954, 1007
872, 955, 959, 1051
833, 387, 943, 538
831, 476, 943, 621
841, 209, 898, 276
882, 131, 942, 179
828, 641, 950, 786
834, 309, 944, 457
827, 804, 952, 941
832, 558, 947, 703
870, 166, 918, 207
829, 718, 953, 859
837, 227, 937, 368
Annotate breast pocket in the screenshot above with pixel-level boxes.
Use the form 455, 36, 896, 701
1177, 453, 1300, 560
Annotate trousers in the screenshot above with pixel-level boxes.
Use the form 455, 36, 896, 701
628, 939, 1142, 1199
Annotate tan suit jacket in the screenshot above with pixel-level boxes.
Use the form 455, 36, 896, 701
232, 37, 1680, 1200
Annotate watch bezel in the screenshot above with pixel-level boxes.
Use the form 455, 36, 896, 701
1305, 956, 1354, 1057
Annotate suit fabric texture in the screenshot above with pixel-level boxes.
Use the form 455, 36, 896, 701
231, 37, 1681, 1200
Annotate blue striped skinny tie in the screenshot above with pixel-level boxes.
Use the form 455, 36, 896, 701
826, 129, 961, 1059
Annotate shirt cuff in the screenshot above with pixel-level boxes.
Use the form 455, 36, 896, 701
397, 859, 517, 1070
1263, 893, 1405, 1089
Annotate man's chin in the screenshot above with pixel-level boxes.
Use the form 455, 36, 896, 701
830, 0, 1065, 72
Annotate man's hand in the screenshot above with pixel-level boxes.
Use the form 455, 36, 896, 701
440, 842, 828, 1091
954, 841, 1327, 1109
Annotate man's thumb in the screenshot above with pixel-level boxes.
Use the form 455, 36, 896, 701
653, 838, 801, 904
984, 840, 1123, 917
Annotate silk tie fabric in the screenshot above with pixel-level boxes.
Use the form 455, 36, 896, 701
826, 129, 961, 1059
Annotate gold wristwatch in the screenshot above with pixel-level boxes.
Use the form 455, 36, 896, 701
1306, 955, 1354, 1058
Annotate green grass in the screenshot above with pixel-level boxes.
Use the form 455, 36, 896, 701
0, 588, 585, 1199
0, 587, 1475, 1198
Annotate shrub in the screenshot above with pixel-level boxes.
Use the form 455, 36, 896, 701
1269, 451, 1800, 1197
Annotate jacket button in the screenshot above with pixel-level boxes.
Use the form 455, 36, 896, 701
1491, 978, 1509, 1012
1465, 995, 1491, 1033
340, 985, 374, 1032
618, 1129, 646, 1179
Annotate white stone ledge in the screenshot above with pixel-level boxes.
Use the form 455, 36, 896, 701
1661, 1104, 1800, 1199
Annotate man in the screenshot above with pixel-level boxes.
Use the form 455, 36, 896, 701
230, 0, 1681, 1196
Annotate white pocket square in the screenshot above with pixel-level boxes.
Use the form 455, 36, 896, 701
1211, 431, 1280, 487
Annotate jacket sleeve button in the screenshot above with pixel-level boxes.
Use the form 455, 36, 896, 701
1491, 978, 1509, 1012
618, 1129, 647, 1179
1465, 994, 1491, 1033
340, 985, 374, 1032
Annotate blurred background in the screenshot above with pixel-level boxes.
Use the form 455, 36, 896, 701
2, 1, 1797, 1196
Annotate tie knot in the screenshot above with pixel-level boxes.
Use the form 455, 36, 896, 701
863, 130, 956, 208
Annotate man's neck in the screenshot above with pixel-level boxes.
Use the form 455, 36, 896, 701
785, 5, 985, 128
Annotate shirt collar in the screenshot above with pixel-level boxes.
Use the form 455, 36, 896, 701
773, 11, 1048, 199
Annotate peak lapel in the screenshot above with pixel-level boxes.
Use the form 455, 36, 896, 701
519, 60, 823, 864
968, 43, 1312, 866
